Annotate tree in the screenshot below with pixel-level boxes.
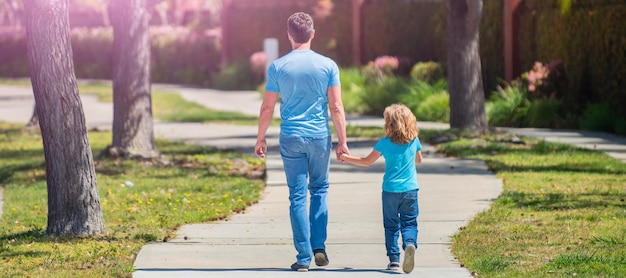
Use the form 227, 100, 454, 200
446, 0, 489, 132
24, 0, 105, 236
25, 105, 38, 131
107, 0, 159, 159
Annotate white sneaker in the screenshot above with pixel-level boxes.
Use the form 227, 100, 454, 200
403, 244, 416, 273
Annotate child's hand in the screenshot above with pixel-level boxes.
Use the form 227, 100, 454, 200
339, 153, 349, 163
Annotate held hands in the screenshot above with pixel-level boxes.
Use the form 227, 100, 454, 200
335, 143, 350, 162
338, 153, 350, 163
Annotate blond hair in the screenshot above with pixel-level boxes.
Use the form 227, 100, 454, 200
383, 104, 419, 144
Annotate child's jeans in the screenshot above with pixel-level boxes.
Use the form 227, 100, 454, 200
382, 189, 419, 262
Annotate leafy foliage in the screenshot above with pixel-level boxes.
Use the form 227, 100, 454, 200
339, 68, 368, 115
486, 83, 530, 127
399, 79, 449, 122
410, 61, 445, 84
416, 93, 449, 123
525, 97, 564, 128
210, 60, 259, 90
580, 103, 624, 134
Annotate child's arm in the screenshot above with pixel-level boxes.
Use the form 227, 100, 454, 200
415, 151, 423, 164
340, 150, 381, 167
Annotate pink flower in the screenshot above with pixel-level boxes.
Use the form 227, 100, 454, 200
525, 61, 550, 94
374, 56, 399, 71
249, 51, 267, 76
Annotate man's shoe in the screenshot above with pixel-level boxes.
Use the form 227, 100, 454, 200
313, 249, 329, 266
387, 262, 401, 271
290, 262, 309, 272
403, 244, 416, 273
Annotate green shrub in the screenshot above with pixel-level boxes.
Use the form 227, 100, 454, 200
615, 117, 626, 136
361, 61, 382, 85
580, 103, 619, 133
410, 61, 445, 84
416, 93, 449, 123
400, 79, 447, 116
486, 83, 530, 127
360, 75, 409, 116
339, 68, 367, 115
210, 60, 257, 90
525, 97, 564, 128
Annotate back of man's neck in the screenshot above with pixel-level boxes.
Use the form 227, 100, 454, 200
292, 42, 311, 51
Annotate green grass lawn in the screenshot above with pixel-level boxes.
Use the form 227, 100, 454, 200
437, 133, 626, 277
0, 123, 265, 277
0, 79, 269, 277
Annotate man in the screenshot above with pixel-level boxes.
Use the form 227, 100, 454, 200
254, 12, 350, 272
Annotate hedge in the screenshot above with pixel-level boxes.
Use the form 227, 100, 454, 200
1, 0, 623, 121
516, 0, 626, 118
0, 26, 221, 87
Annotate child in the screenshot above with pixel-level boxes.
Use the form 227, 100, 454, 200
340, 103, 422, 273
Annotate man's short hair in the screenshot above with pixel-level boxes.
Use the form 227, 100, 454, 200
287, 12, 314, 43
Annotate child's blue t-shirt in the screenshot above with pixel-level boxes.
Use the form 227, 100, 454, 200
374, 137, 422, 193
265, 49, 340, 137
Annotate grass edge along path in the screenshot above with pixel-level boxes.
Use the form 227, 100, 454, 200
436, 132, 626, 277
0, 123, 266, 277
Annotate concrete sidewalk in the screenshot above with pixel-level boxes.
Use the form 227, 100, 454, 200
499, 127, 626, 163
1, 83, 623, 277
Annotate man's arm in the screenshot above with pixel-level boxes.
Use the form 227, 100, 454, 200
327, 85, 349, 159
255, 91, 278, 158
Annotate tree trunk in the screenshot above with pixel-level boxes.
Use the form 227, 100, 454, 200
24, 0, 105, 236
446, 0, 488, 132
109, 0, 158, 159
25, 105, 39, 132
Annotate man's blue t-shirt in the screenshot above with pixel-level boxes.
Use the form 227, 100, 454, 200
265, 49, 340, 137
374, 137, 422, 193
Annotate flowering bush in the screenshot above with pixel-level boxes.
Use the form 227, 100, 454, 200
374, 55, 399, 75
523, 61, 550, 94
486, 60, 569, 128
249, 51, 266, 77
361, 55, 399, 84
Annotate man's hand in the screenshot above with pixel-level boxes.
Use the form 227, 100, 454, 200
335, 142, 349, 161
255, 139, 267, 158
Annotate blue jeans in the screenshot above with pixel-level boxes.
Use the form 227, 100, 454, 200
382, 189, 419, 262
279, 135, 332, 265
